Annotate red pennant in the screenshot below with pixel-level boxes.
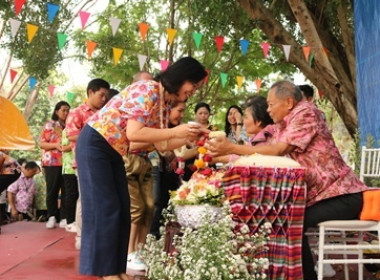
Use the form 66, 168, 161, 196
10, 69, 18, 83
303, 46, 311, 62
15, 0, 26, 16
215, 36, 224, 52
48, 85, 55, 97
318, 89, 323, 99
261, 42, 270, 58
204, 69, 210, 84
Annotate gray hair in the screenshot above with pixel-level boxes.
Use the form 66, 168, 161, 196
270, 80, 303, 102
133, 71, 153, 82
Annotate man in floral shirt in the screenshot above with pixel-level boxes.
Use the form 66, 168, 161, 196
208, 80, 368, 280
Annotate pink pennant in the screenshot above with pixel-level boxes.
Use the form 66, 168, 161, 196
160, 60, 169, 71
10, 69, 18, 83
48, 84, 55, 97
261, 42, 270, 58
215, 36, 224, 52
204, 69, 210, 84
255, 79, 262, 93
79, 10, 90, 29
15, 0, 26, 16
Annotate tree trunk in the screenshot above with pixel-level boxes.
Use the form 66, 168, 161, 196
237, 0, 357, 137
23, 82, 40, 120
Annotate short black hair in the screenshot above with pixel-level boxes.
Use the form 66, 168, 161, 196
299, 84, 314, 99
107, 88, 119, 102
194, 102, 211, 114
24, 161, 40, 170
52, 101, 70, 121
154, 57, 207, 95
17, 158, 27, 166
245, 96, 274, 128
87, 79, 110, 97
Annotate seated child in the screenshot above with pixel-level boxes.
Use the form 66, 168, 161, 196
7, 161, 40, 221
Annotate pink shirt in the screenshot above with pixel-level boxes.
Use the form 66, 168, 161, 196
276, 101, 367, 206
66, 103, 96, 168
87, 80, 169, 156
39, 120, 64, 166
7, 173, 36, 213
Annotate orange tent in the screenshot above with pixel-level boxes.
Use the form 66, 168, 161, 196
0, 96, 35, 150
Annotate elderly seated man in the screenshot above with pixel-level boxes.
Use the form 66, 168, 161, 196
208, 80, 368, 280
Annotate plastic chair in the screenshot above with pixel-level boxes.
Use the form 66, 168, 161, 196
317, 146, 380, 280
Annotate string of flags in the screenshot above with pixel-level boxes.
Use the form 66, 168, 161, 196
8, 0, 325, 101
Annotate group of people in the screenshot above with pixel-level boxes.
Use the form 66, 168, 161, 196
1, 55, 369, 280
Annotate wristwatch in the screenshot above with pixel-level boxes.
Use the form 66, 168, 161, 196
237, 123, 243, 126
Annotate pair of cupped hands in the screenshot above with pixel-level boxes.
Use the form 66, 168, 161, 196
171, 121, 231, 156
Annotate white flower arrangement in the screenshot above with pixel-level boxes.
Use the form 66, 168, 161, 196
141, 203, 271, 280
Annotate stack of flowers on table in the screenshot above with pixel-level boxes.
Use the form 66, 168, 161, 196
141, 132, 271, 280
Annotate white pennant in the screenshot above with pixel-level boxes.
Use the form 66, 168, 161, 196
137, 54, 147, 71
9, 18, 22, 38
109, 17, 122, 36
282, 44, 291, 61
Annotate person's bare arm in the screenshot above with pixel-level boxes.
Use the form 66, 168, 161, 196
39, 140, 61, 151
7, 191, 18, 218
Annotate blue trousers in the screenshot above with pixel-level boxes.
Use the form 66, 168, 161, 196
76, 125, 130, 276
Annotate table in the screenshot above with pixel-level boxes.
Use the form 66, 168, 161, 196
223, 166, 307, 280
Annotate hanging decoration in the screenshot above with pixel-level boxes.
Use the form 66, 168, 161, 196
302, 46, 311, 62
166, 28, 177, 46
26, 23, 38, 43
29, 77, 37, 90
255, 79, 262, 93
215, 36, 224, 52
220, 72, 228, 88
14, 0, 27, 16
47, 3, 59, 23
9, 18, 21, 38
282, 45, 291, 61
78, 10, 90, 29
236, 76, 243, 89
240, 39, 249, 55
138, 22, 149, 41
112, 47, 123, 65
10, 69, 18, 83
57, 32, 68, 50
261, 42, 270, 58
137, 54, 147, 71
66, 92, 75, 104
192, 32, 203, 50
160, 60, 169, 71
203, 69, 210, 84
86, 40, 97, 58
48, 84, 55, 97
109, 17, 121, 36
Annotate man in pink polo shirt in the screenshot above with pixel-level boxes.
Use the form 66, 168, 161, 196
65, 78, 110, 249
208, 80, 368, 280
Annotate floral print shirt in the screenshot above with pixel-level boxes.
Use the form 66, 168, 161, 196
87, 80, 169, 156
7, 173, 36, 213
0, 151, 20, 174
275, 101, 367, 206
39, 120, 64, 167
61, 129, 75, 174
66, 103, 96, 168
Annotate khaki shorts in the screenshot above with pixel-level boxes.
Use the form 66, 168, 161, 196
124, 153, 154, 224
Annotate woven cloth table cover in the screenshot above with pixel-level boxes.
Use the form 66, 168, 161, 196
222, 166, 307, 280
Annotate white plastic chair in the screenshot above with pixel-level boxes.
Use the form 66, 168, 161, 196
317, 146, 380, 280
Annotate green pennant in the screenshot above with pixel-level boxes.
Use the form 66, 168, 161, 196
192, 32, 203, 50
308, 53, 314, 67
67, 91, 75, 104
57, 32, 68, 50
220, 72, 228, 88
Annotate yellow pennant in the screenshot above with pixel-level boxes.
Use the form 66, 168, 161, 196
26, 23, 39, 43
166, 28, 177, 46
112, 47, 123, 65
236, 76, 243, 89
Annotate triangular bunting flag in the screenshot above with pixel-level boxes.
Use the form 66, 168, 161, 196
166, 28, 177, 46
48, 84, 55, 97
10, 69, 18, 83
26, 23, 38, 43
193, 32, 203, 50
15, 0, 26, 16
67, 92, 75, 104
86, 40, 97, 59
318, 89, 323, 99
29, 77, 37, 90
322, 46, 328, 57
215, 36, 224, 53
47, 3, 59, 23
255, 79, 262, 93
57, 32, 68, 50
261, 42, 270, 58
236, 76, 243, 89
9, 18, 21, 38
138, 22, 149, 41
220, 72, 228, 88
282, 44, 291, 61
240, 39, 249, 55
110, 17, 121, 36
137, 54, 147, 71
309, 53, 314, 67
204, 69, 210, 84
302, 46, 311, 62
160, 60, 169, 71
79, 10, 90, 29
112, 47, 123, 65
